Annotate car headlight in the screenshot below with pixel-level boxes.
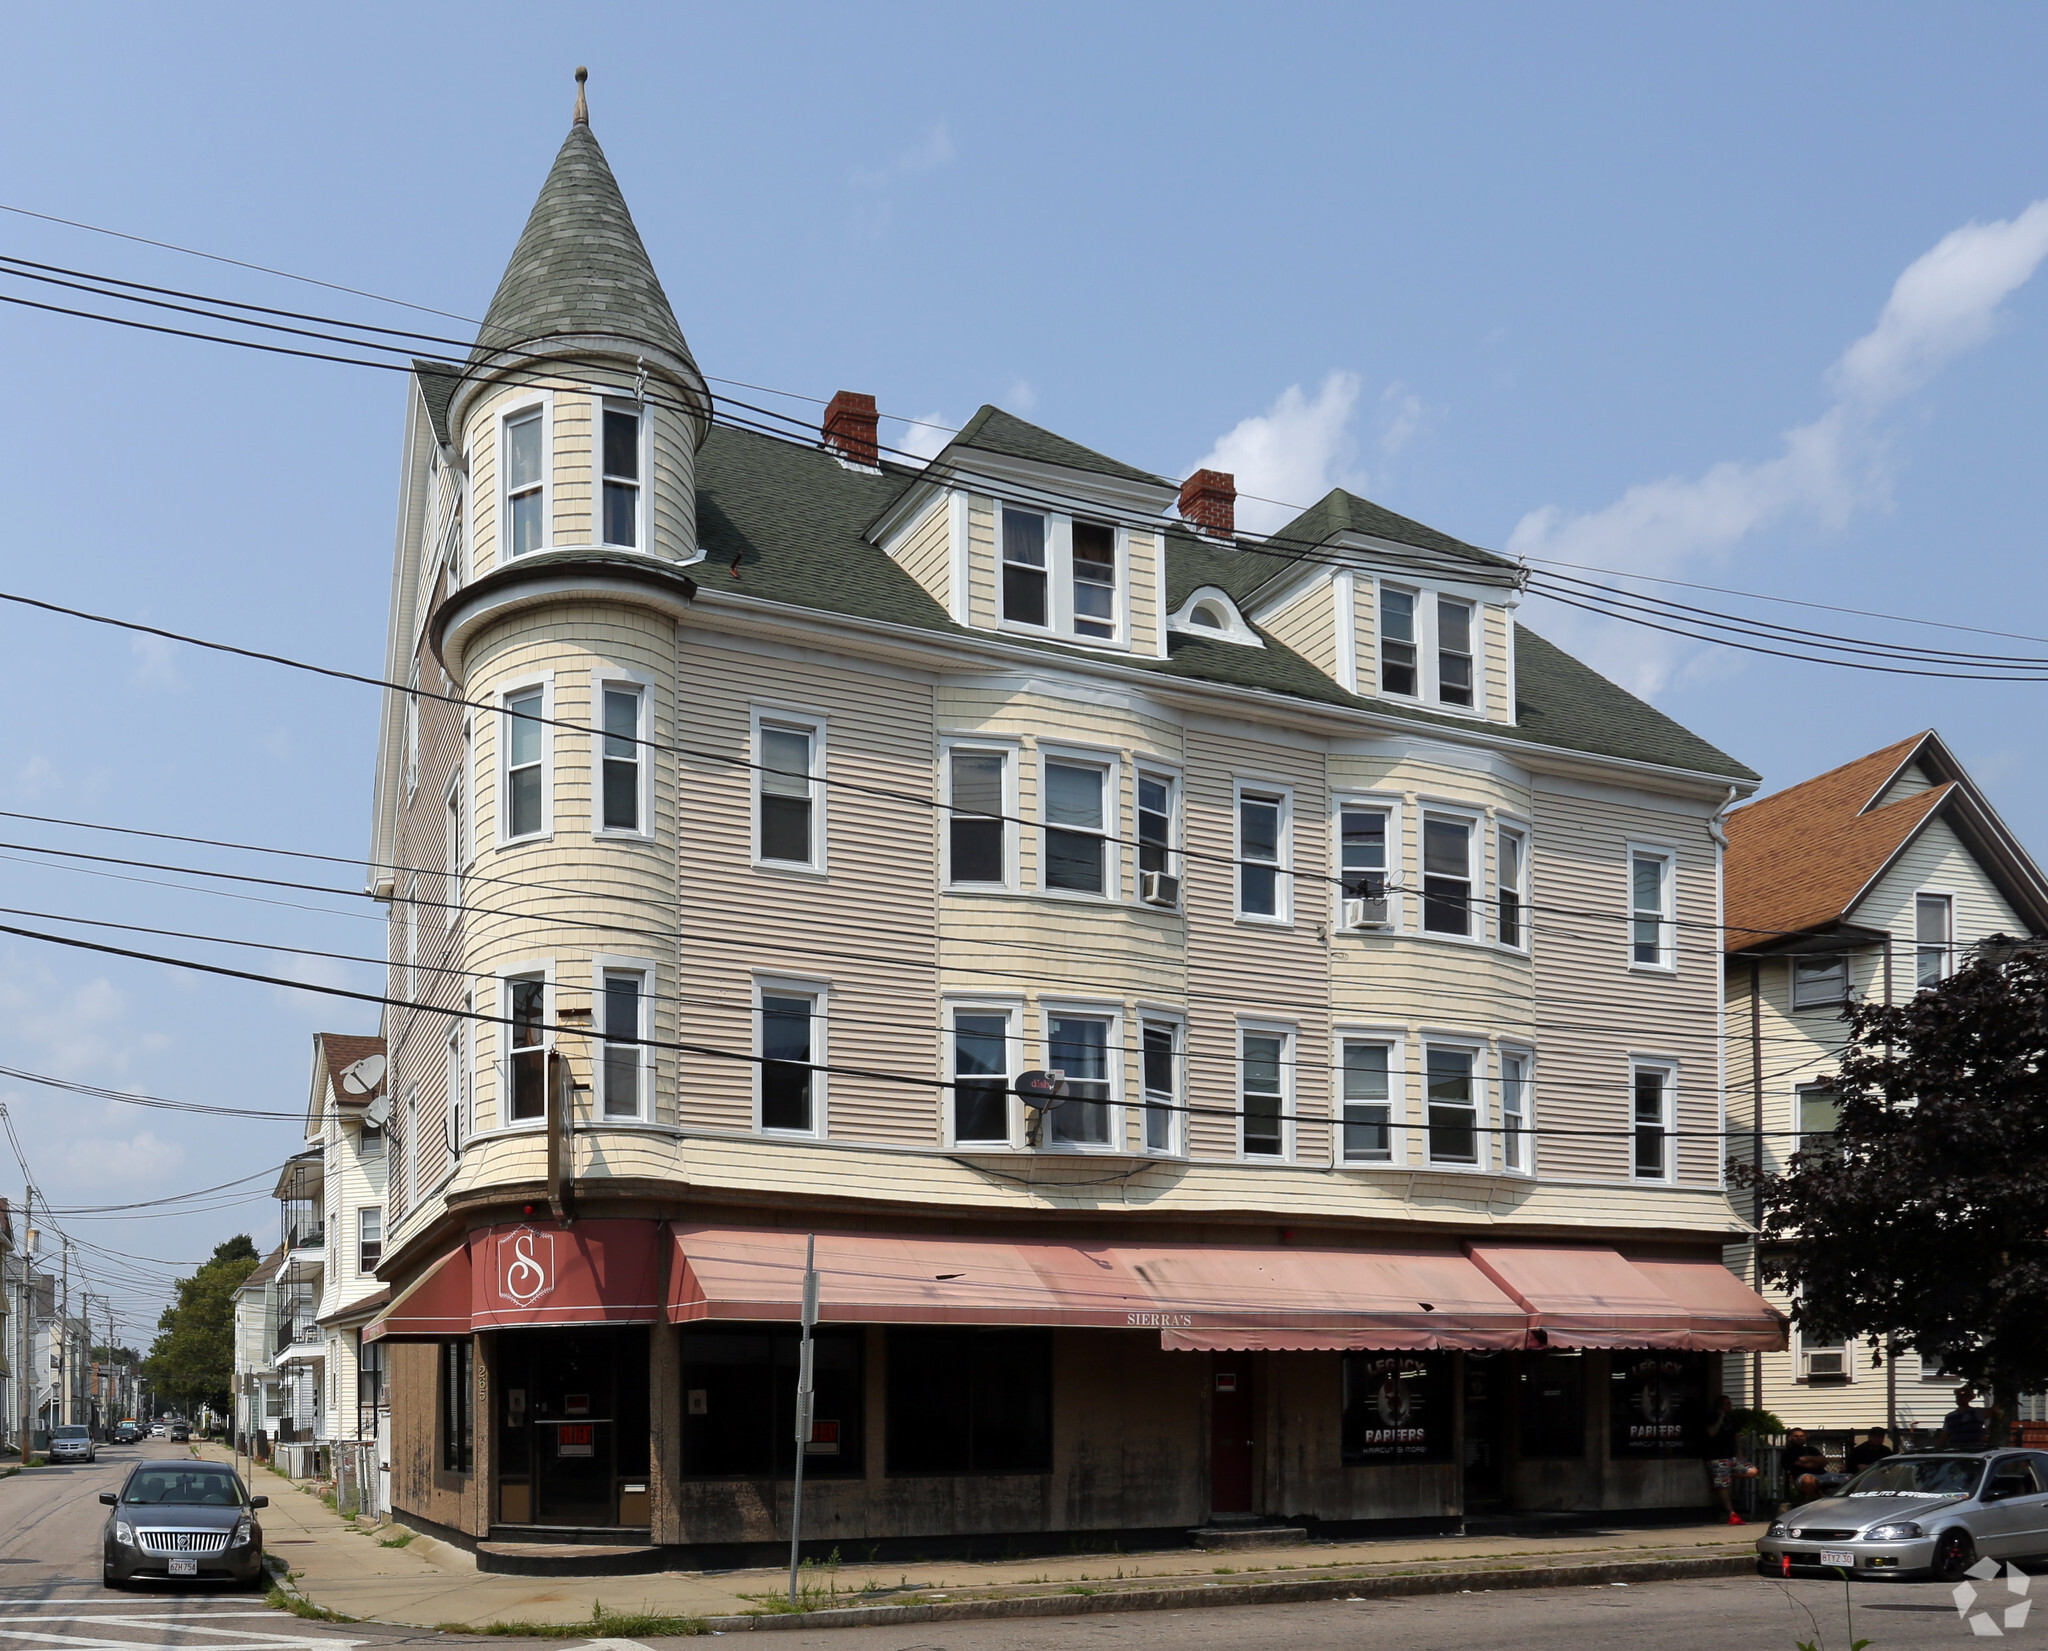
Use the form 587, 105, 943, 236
231, 1518, 253, 1548
113, 1521, 135, 1547
1864, 1522, 1923, 1541
1767, 1522, 1790, 1538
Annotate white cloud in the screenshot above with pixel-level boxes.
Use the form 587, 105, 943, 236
1510, 200, 2048, 694
890, 411, 954, 465
1379, 383, 1425, 459
849, 122, 955, 239
14, 754, 60, 800
1193, 371, 1370, 536
128, 632, 185, 691
48, 1126, 186, 1189
0, 958, 133, 1078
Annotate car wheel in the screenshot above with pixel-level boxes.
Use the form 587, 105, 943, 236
102, 1570, 123, 1592
1934, 1529, 1977, 1584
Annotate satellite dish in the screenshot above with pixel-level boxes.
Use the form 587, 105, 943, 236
363, 1089, 394, 1129
338, 1054, 387, 1097
1013, 1070, 1067, 1110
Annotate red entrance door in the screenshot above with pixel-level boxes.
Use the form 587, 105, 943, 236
1209, 1359, 1254, 1514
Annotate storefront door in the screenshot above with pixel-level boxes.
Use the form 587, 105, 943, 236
496, 1326, 649, 1528
1209, 1358, 1255, 1514
1463, 1353, 1507, 1509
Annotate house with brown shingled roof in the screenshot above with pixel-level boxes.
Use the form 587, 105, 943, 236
1720, 731, 2048, 1437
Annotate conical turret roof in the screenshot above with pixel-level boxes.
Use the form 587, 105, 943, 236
472, 117, 695, 370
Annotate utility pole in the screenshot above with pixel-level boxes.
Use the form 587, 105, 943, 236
786, 1234, 819, 1608
17, 1188, 32, 1465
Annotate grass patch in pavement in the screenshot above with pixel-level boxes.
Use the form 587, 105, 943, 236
377, 1529, 416, 1548
442, 1604, 709, 1638
266, 1586, 356, 1624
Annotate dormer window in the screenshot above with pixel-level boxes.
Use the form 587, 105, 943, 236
999, 505, 1122, 644
1437, 598, 1474, 707
1190, 603, 1226, 629
1380, 588, 1418, 696
600, 404, 641, 548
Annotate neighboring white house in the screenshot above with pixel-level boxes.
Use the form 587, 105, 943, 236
1722, 731, 2048, 1435
302, 1033, 391, 1460
231, 1244, 285, 1451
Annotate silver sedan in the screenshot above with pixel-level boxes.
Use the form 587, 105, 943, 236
1756, 1450, 2048, 1581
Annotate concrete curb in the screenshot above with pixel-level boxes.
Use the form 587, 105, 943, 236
693, 1551, 1757, 1633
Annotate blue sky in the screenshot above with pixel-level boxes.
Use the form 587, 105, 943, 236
2, 4, 2044, 1326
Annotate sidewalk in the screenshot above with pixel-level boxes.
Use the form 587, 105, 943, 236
204, 1448, 1755, 1632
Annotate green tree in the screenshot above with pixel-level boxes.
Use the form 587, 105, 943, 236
142, 1235, 259, 1414
1751, 940, 2048, 1438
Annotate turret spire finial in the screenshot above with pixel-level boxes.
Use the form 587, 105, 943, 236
573, 66, 589, 127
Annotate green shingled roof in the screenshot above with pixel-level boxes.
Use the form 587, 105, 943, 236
472, 122, 696, 369
692, 422, 1754, 781
936, 406, 1171, 487
1263, 487, 1517, 575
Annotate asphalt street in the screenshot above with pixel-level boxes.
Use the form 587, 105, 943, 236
719, 1573, 2014, 1650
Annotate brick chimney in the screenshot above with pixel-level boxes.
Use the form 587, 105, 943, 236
822, 391, 880, 467
1178, 468, 1236, 538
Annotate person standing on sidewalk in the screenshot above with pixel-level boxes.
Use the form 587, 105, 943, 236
1941, 1387, 1988, 1450
1700, 1394, 1758, 1524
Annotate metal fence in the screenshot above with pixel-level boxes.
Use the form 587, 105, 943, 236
334, 1441, 378, 1518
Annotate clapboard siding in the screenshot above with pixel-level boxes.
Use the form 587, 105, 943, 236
886, 494, 952, 612
1260, 580, 1339, 681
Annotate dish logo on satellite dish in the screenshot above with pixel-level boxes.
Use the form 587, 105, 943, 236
498, 1227, 555, 1308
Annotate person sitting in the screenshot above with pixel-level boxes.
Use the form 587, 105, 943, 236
1845, 1426, 1893, 1474
1783, 1428, 1833, 1503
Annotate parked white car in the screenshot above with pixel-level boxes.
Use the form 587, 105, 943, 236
1757, 1451, 2048, 1581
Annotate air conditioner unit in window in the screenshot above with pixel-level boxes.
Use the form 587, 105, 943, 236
1140, 871, 1181, 908
1344, 894, 1390, 929
1802, 1347, 1848, 1380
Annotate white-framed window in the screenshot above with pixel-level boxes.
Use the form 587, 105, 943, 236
1339, 1037, 1397, 1164
1628, 847, 1675, 969
948, 1004, 1015, 1146
403, 872, 419, 1001
358, 1207, 382, 1275
754, 710, 825, 871
1790, 952, 1850, 1008
500, 680, 551, 842
1140, 1019, 1181, 1155
1042, 754, 1113, 897
1918, 1348, 1956, 1384
1437, 597, 1475, 708
1136, 770, 1178, 900
444, 1014, 468, 1158
1236, 786, 1290, 921
1496, 823, 1528, 950
1795, 1083, 1840, 1163
998, 505, 1125, 644
1797, 1328, 1853, 1382
1423, 1044, 1481, 1167
403, 1085, 420, 1214
1044, 1008, 1117, 1149
757, 981, 825, 1136
1631, 1062, 1676, 1181
1379, 585, 1419, 697
501, 968, 550, 1126
599, 967, 651, 1121
1375, 582, 1484, 710
500, 398, 551, 559
1338, 800, 1394, 929
1421, 812, 1476, 937
403, 664, 421, 800
1915, 893, 1953, 989
596, 682, 647, 836
596, 399, 645, 550
358, 1122, 383, 1159
1499, 1048, 1534, 1173
945, 746, 1011, 888
445, 765, 465, 912
1238, 1024, 1293, 1160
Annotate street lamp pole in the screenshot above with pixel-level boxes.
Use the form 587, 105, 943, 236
786, 1234, 818, 1608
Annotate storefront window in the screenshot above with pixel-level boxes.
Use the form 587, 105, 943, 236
1517, 1352, 1585, 1458
1608, 1352, 1711, 1458
886, 1328, 1052, 1475
1340, 1352, 1454, 1463
679, 1326, 864, 1478
439, 1340, 473, 1474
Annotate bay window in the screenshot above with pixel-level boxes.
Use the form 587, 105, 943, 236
600, 969, 647, 1120
1141, 1022, 1178, 1153
1425, 1046, 1478, 1166
504, 404, 547, 557
1340, 803, 1391, 926
503, 686, 547, 840
950, 1010, 1012, 1145
1043, 759, 1108, 895
505, 973, 548, 1123
947, 750, 1008, 886
1496, 824, 1527, 949
1422, 815, 1473, 936
1340, 1040, 1394, 1163
1499, 1050, 1532, 1172
599, 686, 644, 834
599, 403, 641, 548
1046, 1013, 1112, 1147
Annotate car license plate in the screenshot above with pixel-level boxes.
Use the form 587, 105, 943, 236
1820, 1549, 1856, 1568
169, 1558, 197, 1577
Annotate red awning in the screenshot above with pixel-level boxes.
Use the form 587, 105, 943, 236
1629, 1254, 1788, 1351
1464, 1243, 1783, 1351
470, 1219, 664, 1331
668, 1225, 1528, 1350
362, 1244, 471, 1343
